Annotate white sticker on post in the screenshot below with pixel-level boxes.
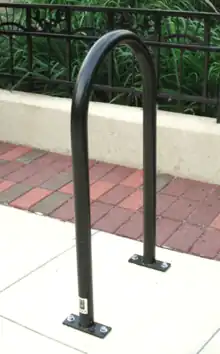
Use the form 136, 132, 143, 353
79, 297, 88, 314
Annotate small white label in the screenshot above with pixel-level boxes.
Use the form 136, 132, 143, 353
79, 297, 88, 314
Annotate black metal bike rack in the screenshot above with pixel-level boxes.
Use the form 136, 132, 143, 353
63, 29, 171, 339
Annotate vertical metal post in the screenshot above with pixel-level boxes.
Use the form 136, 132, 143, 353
63, 29, 170, 339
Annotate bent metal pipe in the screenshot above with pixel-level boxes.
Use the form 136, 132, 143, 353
63, 29, 170, 338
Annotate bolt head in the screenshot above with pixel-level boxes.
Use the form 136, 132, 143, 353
131, 254, 138, 261
100, 325, 108, 334
67, 314, 75, 322
161, 262, 168, 269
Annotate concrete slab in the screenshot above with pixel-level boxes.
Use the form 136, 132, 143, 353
0, 229, 219, 354
0, 205, 75, 291
0, 317, 83, 354
199, 329, 220, 354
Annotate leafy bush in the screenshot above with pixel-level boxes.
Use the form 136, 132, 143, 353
0, 0, 220, 117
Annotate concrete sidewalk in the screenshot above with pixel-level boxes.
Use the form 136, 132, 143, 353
0, 205, 219, 354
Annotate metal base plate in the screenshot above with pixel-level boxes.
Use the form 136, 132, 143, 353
128, 254, 171, 272
63, 314, 111, 339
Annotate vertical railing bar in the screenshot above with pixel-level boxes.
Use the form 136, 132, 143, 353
176, 16, 183, 112
202, 18, 210, 115
66, 7, 72, 97
26, 7, 33, 92
155, 14, 161, 93
9, 6, 15, 88
107, 12, 114, 102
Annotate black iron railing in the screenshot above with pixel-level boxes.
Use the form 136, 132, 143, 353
62, 29, 170, 339
0, 4, 220, 119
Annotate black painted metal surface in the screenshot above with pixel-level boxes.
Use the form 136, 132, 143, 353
63, 29, 170, 337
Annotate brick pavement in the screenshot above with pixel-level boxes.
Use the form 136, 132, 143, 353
0, 141, 220, 260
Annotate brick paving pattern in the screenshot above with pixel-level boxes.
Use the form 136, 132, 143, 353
0, 142, 220, 261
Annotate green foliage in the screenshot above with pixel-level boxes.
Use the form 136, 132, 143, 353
0, 0, 220, 116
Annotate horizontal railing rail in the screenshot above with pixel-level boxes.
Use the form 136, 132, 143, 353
0, 3, 220, 120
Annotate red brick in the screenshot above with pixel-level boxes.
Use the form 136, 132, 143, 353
51, 157, 72, 170
89, 162, 116, 184
34, 153, 60, 166
156, 217, 181, 246
121, 170, 143, 188
156, 194, 176, 215
0, 180, 15, 192
55, 154, 72, 165
0, 142, 16, 155
51, 198, 75, 221
116, 211, 143, 239
0, 146, 32, 161
211, 213, 220, 229
10, 188, 52, 209
24, 159, 72, 187
183, 181, 216, 201
91, 201, 113, 225
190, 228, 220, 258
119, 189, 143, 211
188, 197, 220, 226
162, 178, 193, 196
89, 160, 96, 168
101, 165, 135, 184
165, 223, 204, 252
90, 181, 114, 200
24, 168, 58, 186
0, 161, 23, 178
99, 185, 135, 205
162, 198, 198, 221
93, 206, 133, 233
208, 186, 220, 201
59, 182, 74, 195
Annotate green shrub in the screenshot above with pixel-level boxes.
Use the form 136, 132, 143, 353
0, 0, 220, 116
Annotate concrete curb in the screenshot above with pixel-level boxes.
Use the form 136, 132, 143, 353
0, 89, 220, 183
